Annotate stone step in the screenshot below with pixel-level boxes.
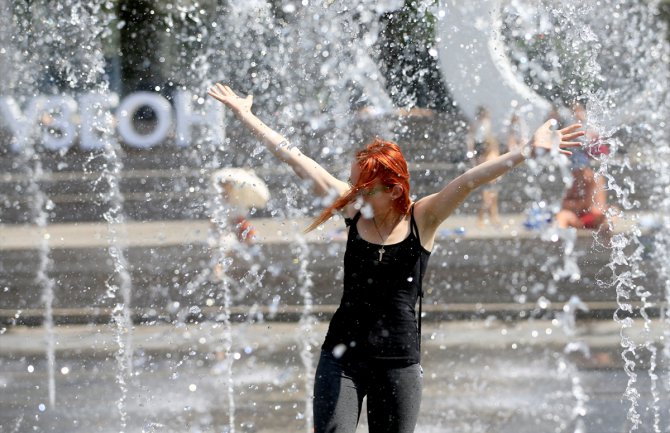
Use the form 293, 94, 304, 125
0, 214, 660, 323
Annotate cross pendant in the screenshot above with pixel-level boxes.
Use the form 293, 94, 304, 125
377, 247, 385, 261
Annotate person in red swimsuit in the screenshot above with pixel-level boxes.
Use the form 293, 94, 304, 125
556, 149, 610, 230
556, 102, 614, 233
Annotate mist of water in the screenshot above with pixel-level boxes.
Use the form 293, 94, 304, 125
501, 0, 670, 429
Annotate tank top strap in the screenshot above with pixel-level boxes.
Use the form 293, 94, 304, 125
410, 203, 421, 245
344, 211, 362, 227
410, 202, 426, 345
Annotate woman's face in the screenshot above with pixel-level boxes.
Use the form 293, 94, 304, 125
349, 162, 395, 209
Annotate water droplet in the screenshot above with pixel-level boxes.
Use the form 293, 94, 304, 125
537, 296, 551, 309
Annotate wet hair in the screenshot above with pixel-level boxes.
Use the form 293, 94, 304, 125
305, 138, 411, 232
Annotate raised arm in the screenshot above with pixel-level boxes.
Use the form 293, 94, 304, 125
416, 120, 584, 234
207, 84, 349, 197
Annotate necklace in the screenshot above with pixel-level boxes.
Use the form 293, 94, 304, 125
371, 212, 401, 261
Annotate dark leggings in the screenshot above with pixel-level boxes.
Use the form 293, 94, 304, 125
313, 350, 422, 433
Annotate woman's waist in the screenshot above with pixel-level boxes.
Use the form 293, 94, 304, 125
325, 311, 418, 343
332, 303, 417, 324
338, 293, 418, 308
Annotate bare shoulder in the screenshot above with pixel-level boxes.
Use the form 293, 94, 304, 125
342, 202, 359, 219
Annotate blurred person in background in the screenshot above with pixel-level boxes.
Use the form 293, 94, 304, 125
556, 102, 615, 236
467, 106, 501, 227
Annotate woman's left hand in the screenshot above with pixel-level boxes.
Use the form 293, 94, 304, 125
530, 120, 585, 156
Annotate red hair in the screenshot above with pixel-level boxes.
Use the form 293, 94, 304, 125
306, 138, 411, 232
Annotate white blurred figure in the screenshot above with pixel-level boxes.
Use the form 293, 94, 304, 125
210, 168, 270, 278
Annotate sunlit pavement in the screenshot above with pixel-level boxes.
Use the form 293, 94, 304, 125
0, 213, 647, 249
1, 319, 666, 433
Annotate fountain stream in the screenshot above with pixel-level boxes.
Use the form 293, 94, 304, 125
478, 1, 670, 429
0, 1, 135, 428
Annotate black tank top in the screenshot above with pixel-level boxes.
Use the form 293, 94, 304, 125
322, 204, 431, 365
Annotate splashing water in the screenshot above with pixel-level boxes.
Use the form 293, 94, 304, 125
64, 3, 137, 430
294, 235, 318, 433
34, 165, 57, 410
561, 295, 591, 431
1, 0, 133, 429
209, 176, 238, 433
102, 140, 134, 432
649, 146, 670, 433
0, 7, 60, 410
279, 180, 319, 433
1, 0, 122, 413
501, 0, 670, 430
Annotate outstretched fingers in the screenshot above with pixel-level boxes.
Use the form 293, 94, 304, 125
559, 135, 584, 150
207, 85, 223, 99
559, 123, 583, 134
559, 123, 585, 149
555, 124, 584, 155
207, 83, 253, 114
207, 83, 236, 104
561, 131, 585, 141
558, 139, 583, 155
217, 83, 235, 96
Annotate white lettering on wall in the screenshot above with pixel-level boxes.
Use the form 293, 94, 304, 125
117, 92, 172, 149
41, 96, 78, 151
0, 91, 225, 152
79, 92, 119, 151
0, 96, 45, 152
175, 92, 225, 148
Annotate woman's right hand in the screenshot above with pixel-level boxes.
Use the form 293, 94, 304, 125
206, 82, 357, 201
207, 83, 253, 114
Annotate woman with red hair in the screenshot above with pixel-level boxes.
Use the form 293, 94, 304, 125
208, 84, 583, 433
